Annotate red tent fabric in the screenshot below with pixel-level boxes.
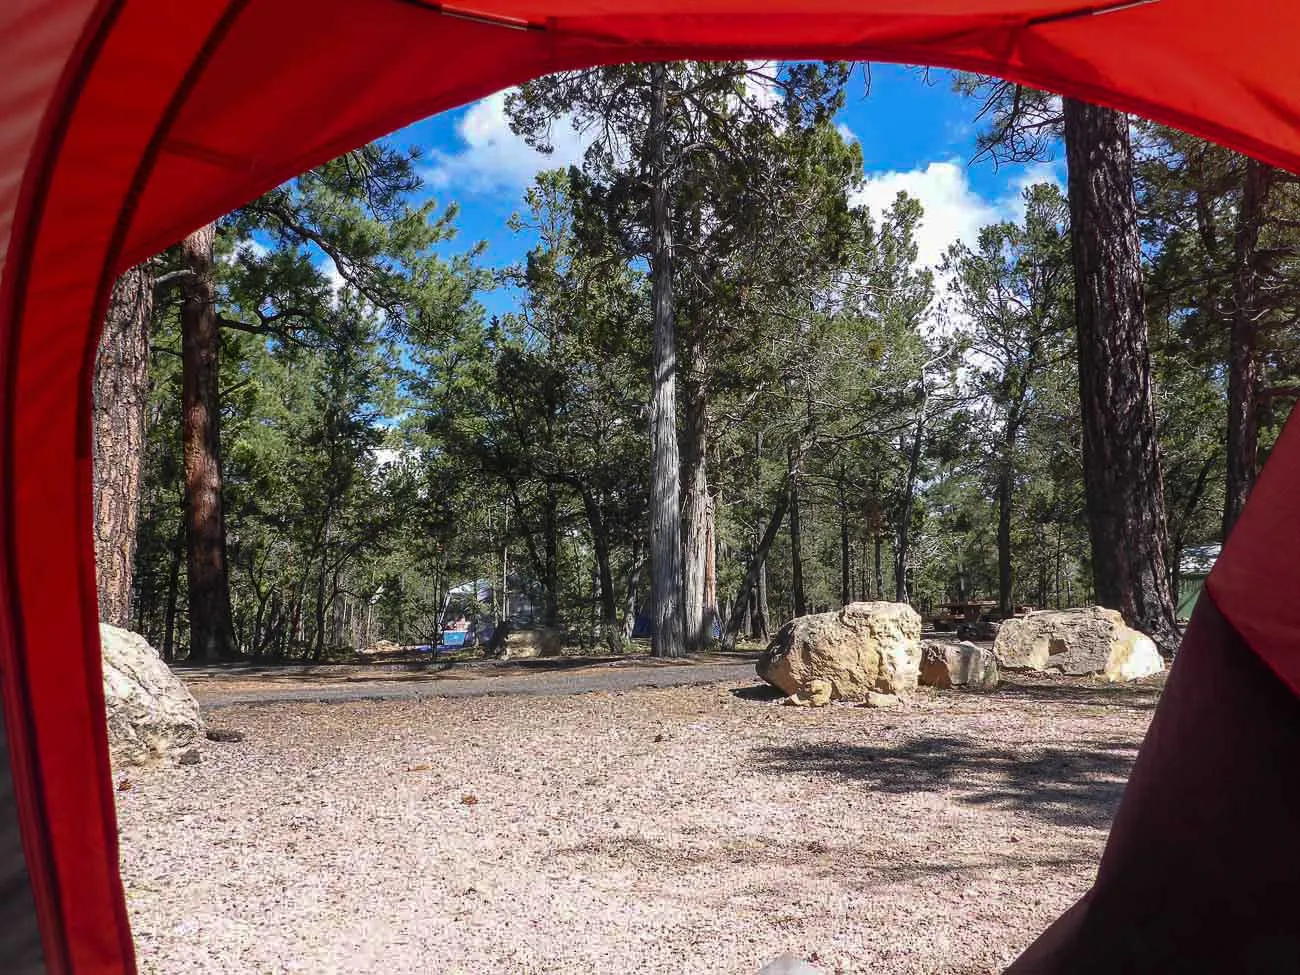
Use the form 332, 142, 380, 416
3, 1, 1300, 971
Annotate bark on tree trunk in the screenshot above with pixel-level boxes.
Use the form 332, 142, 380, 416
789, 448, 806, 617
874, 531, 883, 600
1223, 157, 1275, 539
1063, 99, 1180, 652
647, 63, 684, 658
704, 494, 717, 638
161, 506, 184, 663
722, 483, 791, 651
895, 404, 926, 603
997, 460, 1014, 618
839, 470, 851, 607
579, 487, 618, 625
181, 223, 239, 662
543, 484, 559, 627
681, 373, 711, 652
621, 547, 643, 642
313, 560, 328, 661
92, 264, 153, 628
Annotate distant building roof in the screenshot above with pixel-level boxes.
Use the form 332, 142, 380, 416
1180, 544, 1222, 576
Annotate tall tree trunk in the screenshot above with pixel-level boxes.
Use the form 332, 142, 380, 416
722, 483, 791, 650
92, 264, 153, 628
874, 531, 883, 600
621, 546, 644, 642
647, 63, 684, 658
543, 484, 559, 626
313, 561, 328, 661
181, 223, 238, 662
681, 373, 711, 652
704, 494, 717, 639
895, 403, 926, 603
789, 448, 806, 617
839, 470, 851, 607
161, 506, 184, 663
1223, 157, 1275, 539
1063, 99, 1180, 652
996, 456, 1014, 618
579, 487, 617, 625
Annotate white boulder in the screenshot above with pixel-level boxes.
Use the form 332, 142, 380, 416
102, 624, 205, 766
993, 606, 1164, 682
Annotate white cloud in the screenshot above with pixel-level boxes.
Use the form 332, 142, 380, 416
220, 237, 270, 266
852, 160, 1001, 269
836, 122, 859, 145
1012, 159, 1066, 196
424, 91, 592, 194
319, 255, 345, 295
852, 158, 1066, 271
742, 61, 782, 111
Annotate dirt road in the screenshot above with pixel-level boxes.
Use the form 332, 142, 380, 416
184, 654, 762, 707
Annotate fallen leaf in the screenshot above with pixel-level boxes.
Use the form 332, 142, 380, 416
117, 779, 132, 792
405, 764, 432, 773
461, 794, 479, 806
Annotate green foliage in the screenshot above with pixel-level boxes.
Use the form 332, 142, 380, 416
125, 64, 1300, 658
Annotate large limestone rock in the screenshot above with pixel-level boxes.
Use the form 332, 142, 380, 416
491, 623, 565, 660
101, 624, 204, 766
920, 640, 1000, 690
993, 606, 1164, 682
757, 601, 921, 703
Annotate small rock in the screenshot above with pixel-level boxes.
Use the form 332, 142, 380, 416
806, 678, 833, 707
863, 691, 901, 709
758, 953, 826, 975
206, 728, 246, 743
177, 748, 202, 766
920, 640, 999, 690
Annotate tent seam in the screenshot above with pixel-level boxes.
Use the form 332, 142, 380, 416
0, 2, 131, 971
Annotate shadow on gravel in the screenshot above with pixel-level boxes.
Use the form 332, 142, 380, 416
755, 735, 1138, 829
553, 831, 1098, 889
991, 678, 1163, 711
729, 684, 784, 702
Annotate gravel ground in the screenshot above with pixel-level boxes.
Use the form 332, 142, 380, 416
116, 673, 1162, 975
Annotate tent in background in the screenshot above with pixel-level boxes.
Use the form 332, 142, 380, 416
3, 2, 1300, 971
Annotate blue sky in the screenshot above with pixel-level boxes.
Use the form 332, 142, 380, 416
382, 65, 1065, 317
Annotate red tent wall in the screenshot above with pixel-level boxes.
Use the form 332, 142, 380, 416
3, 1, 1300, 972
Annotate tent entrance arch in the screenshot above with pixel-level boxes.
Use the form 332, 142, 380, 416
4, 2, 1300, 971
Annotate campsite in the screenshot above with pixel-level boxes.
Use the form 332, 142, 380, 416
3, 3, 1300, 973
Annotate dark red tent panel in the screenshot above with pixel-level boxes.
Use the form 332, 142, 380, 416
3, 1, 1300, 971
